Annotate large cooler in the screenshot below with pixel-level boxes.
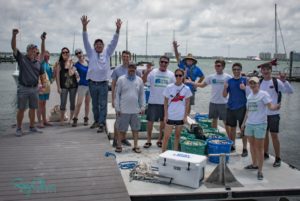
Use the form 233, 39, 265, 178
158, 150, 207, 188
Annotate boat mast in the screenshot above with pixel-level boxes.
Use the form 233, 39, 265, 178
72, 32, 75, 55
146, 22, 148, 61
275, 4, 278, 58
126, 21, 128, 51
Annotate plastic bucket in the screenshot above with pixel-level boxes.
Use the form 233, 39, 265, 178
207, 138, 233, 163
181, 139, 207, 155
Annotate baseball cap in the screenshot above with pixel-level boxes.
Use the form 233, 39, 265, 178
249, 76, 260, 83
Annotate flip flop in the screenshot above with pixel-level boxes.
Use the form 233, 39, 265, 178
115, 147, 122, 153
143, 142, 152, 148
132, 147, 141, 153
156, 141, 162, 148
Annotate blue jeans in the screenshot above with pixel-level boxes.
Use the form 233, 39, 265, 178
88, 81, 108, 125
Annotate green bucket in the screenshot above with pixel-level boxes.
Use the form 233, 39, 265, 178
198, 119, 212, 128
181, 139, 207, 155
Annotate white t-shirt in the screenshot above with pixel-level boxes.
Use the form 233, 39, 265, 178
163, 83, 192, 120
204, 73, 232, 104
246, 90, 272, 124
147, 68, 175, 104
260, 78, 293, 115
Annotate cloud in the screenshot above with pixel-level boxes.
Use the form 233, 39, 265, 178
0, 0, 299, 57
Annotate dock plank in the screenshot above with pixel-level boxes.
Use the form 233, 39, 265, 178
1, 122, 131, 201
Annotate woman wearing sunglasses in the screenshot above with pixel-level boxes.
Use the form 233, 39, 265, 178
161, 68, 192, 152
55, 47, 79, 125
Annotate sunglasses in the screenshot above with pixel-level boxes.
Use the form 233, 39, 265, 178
62, 51, 69, 54
232, 68, 241, 71
175, 74, 183, 77
160, 61, 169, 64
75, 52, 82, 55
215, 64, 222, 67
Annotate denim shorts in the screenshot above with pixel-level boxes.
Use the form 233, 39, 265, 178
245, 123, 267, 139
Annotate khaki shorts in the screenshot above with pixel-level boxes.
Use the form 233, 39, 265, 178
116, 113, 140, 132
77, 85, 90, 97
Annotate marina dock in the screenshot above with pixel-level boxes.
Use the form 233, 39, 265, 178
1, 84, 300, 201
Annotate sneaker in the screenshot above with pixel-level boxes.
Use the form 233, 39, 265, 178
231, 145, 236, 152
72, 118, 78, 127
121, 139, 132, 146
264, 152, 270, 160
90, 122, 99, 129
15, 128, 23, 137
112, 138, 118, 147
273, 157, 281, 167
29, 127, 43, 133
83, 117, 89, 126
257, 171, 264, 180
97, 125, 104, 133
241, 149, 248, 157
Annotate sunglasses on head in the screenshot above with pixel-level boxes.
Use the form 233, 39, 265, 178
175, 74, 183, 77
160, 61, 169, 64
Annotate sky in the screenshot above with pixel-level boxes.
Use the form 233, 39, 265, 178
0, 0, 300, 58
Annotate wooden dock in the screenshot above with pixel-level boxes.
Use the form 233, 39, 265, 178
0, 85, 131, 201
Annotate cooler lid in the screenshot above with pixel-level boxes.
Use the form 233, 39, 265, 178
159, 150, 207, 164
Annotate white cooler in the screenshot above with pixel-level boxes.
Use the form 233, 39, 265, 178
158, 150, 207, 188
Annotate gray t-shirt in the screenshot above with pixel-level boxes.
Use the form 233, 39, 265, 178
14, 50, 44, 86
111, 64, 141, 81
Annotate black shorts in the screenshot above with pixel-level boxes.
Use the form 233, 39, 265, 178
146, 104, 164, 122
167, 119, 184, 126
226, 106, 246, 128
267, 114, 280, 133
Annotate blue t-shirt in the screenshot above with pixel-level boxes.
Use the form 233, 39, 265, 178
227, 77, 247, 110
178, 59, 204, 92
74, 61, 88, 86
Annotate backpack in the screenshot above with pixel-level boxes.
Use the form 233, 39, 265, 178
260, 77, 282, 103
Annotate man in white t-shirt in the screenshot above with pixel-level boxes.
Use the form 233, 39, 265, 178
142, 56, 175, 148
197, 59, 232, 133
259, 63, 293, 167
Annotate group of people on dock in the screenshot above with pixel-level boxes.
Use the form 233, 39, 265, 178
12, 16, 293, 181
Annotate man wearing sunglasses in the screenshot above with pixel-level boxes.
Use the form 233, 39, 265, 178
81, 15, 122, 133
142, 56, 175, 149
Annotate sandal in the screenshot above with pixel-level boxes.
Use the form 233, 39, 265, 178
132, 147, 141, 153
115, 147, 122, 153
244, 164, 258, 170
143, 142, 152, 148
156, 141, 162, 148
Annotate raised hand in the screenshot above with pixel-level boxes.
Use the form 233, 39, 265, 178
116, 18, 122, 33
173, 41, 179, 49
12, 29, 19, 35
41, 32, 47, 40
81, 15, 90, 31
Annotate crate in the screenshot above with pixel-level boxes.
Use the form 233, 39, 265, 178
205, 132, 228, 140
181, 139, 207, 155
